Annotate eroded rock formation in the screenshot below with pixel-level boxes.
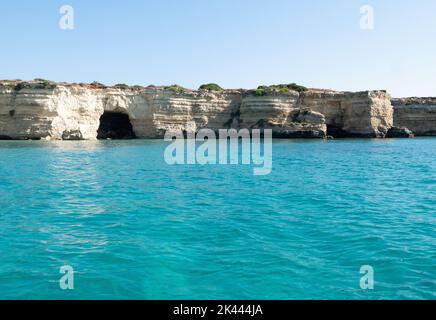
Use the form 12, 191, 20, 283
392, 98, 436, 136
0, 80, 433, 140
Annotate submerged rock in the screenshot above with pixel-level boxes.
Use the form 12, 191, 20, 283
62, 130, 84, 140
386, 126, 415, 138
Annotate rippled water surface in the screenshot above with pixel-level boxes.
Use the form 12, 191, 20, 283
0, 139, 434, 299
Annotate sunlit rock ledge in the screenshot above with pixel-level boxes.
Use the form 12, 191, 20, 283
0, 80, 434, 140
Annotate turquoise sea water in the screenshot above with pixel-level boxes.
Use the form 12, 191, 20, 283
0, 139, 434, 300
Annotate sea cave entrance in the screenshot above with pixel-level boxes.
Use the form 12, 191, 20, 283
97, 111, 136, 139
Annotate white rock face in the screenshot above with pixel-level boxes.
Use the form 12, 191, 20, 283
0, 82, 429, 140
299, 90, 343, 127
52, 87, 105, 140
301, 90, 393, 137
125, 89, 242, 138
0, 86, 105, 140
237, 92, 327, 137
0, 88, 56, 139
392, 98, 436, 136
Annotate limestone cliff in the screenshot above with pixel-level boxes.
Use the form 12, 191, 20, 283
300, 90, 393, 138
392, 98, 436, 136
0, 84, 105, 140
0, 80, 433, 140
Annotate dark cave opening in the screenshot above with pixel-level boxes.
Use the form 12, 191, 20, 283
326, 124, 349, 138
97, 112, 136, 139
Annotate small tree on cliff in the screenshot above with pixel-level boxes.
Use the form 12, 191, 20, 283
199, 83, 223, 91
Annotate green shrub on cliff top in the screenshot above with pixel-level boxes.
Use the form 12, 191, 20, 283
286, 83, 308, 92
199, 83, 222, 91
268, 85, 291, 93
269, 84, 308, 93
167, 85, 187, 93
130, 85, 144, 91
254, 88, 267, 96
90, 81, 107, 89
35, 80, 57, 89
113, 84, 144, 90
13, 80, 57, 91
253, 83, 308, 96
114, 83, 129, 90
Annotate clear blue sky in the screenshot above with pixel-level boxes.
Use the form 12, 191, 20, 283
0, 0, 435, 97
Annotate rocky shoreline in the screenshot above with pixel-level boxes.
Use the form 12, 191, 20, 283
0, 80, 434, 140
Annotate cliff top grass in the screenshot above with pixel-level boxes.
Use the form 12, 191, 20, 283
90, 81, 107, 89
392, 97, 436, 106
199, 83, 223, 91
114, 83, 132, 90
165, 84, 188, 94
0, 79, 58, 91
252, 83, 308, 96
0, 79, 315, 96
